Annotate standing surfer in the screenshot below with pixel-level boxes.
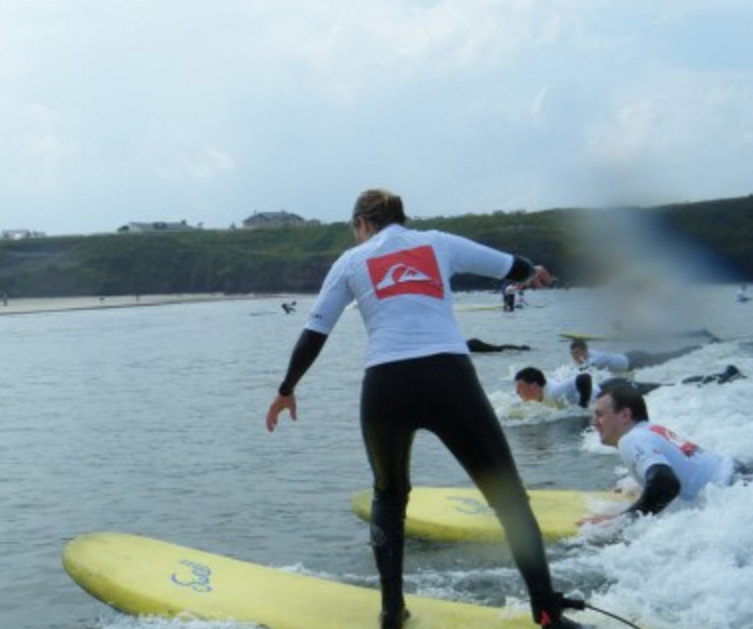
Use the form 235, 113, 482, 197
265, 188, 584, 629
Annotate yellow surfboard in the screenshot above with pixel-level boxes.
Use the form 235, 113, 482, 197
559, 332, 615, 342
559, 329, 715, 343
455, 303, 505, 312
352, 488, 627, 543
62, 532, 546, 629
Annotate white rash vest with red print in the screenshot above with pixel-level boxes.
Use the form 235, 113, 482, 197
304, 224, 517, 368
618, 422, 735, 502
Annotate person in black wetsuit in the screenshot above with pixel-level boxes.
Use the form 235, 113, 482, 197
265, 188, 585, 629
466, 338, 531, 353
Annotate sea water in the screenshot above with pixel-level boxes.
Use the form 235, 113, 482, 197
0, 286, 751, 629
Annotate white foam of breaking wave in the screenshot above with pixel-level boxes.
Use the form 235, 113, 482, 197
570, 339, 753, 629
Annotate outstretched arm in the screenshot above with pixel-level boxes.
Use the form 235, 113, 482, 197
506, 256, 553, 288
266, 329, 328, 432
578, 464, 680, 526
625, 463, 681, 516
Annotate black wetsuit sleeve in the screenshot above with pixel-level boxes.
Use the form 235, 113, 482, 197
574, 373, 593, 408
277, 329, 328, 396
625, 464, 681, 516
505, 256, 535, 282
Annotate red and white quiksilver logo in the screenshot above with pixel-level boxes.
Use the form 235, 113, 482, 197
649, 425, 699, 457
367, 245, 444, 299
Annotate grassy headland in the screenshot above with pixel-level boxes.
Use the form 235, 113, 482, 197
1, 196, 751, 298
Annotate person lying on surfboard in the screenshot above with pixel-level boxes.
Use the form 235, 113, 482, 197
265, 188, 586, 629
579, 386, 750, 525
514, 367, 661, 409
466, 337, 531, 353
569, 338, 705, 374
514, 366, 745, 410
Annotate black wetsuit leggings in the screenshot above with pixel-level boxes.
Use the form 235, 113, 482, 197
360, 353, 556, 617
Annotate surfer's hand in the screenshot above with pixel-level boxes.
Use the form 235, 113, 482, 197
266, 394, 297, 432
526, 265, 553, 289
577, 512, 619, 526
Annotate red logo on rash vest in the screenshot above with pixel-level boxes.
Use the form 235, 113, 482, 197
649, 425, 699, 457
367, 245, 444, 300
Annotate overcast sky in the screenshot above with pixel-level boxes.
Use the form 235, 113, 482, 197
2, 1, 752, 235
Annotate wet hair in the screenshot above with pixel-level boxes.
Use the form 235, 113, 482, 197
352, 189, 407, 230
597, 386, 649, 422
569, 339, 588, 352
514, 366, 546, 386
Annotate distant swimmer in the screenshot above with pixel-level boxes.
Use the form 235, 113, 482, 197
680, 364, 745, 386
281, 300, 297, 314
513, 365, 744, 410
569, 338, 704, 373
466, 338, 531, 353
501, 281, 517, 311
579, 386, 750, 525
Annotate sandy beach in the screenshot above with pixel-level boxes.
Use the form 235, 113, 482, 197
0, 293, 256, 316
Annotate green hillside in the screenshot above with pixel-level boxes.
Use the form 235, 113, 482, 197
1, 196, 751, 298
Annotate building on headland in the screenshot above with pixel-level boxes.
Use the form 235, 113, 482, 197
242, 210, 318, 230
2, 229, 46, 240
117, 220, 199, 234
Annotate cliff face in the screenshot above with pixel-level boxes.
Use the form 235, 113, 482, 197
1, 196, 751, 298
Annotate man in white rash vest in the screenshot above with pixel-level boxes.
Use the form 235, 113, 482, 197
569, 338, 704, 373
514, 367, 661, 410
579, 386, 749, 525
514, 366, 744, 410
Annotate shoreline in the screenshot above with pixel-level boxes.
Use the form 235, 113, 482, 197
0, 293, 277, 316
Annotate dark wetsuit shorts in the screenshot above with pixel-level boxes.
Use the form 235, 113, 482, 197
360, 353, 552, 597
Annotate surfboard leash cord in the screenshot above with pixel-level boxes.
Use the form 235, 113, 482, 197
561, 595, 645, 629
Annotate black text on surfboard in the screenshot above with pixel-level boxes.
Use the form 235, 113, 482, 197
171, 559, 214, 593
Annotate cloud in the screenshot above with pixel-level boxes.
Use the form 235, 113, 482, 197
581, 66, 753, 206
0, 0, 752, 234
530, 84, 552, 120
156, 148, 235, 181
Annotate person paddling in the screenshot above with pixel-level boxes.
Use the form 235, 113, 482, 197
580, 386, 749, 525
569, 338, 704, 373
514, 365, 745, 410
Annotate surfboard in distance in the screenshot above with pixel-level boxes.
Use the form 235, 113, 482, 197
351, 487, 627, 543
559, 331, 616, 342
455, 303, 505, 312
456, 303, 545, 312
560, 328, 718, 342
62, 531, 544, 629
